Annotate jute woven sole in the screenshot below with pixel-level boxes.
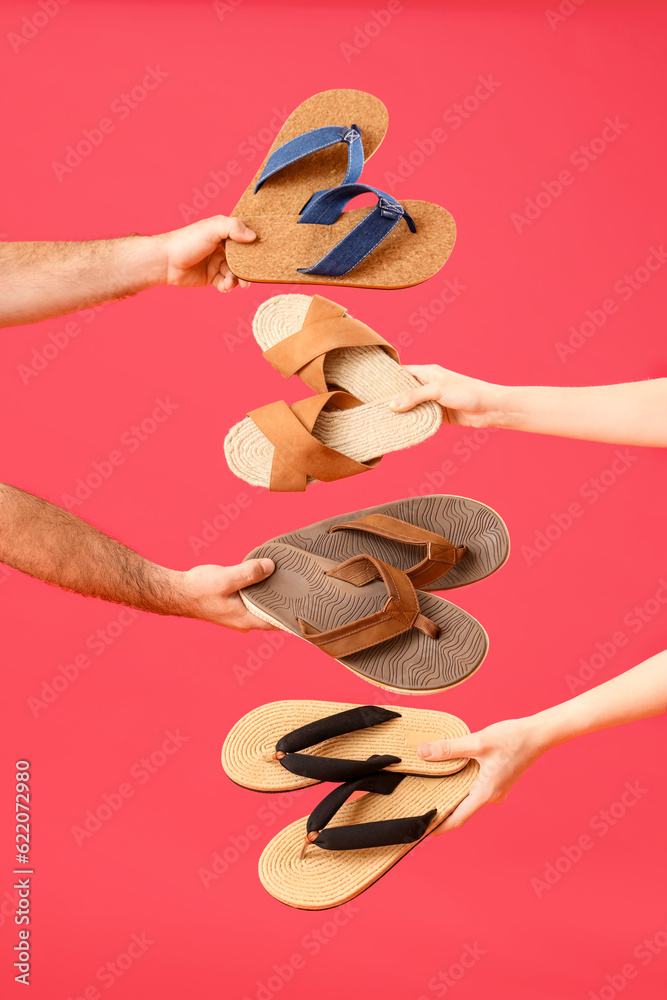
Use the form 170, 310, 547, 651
225, 201, 456, 289
232, 90, 388, 217
221, 700, 471, 791
253, 293, 423, 401
258, 761, 479, 909
224, 398, 441, 490
240, 544, 489, 693
249, 495, 510, 592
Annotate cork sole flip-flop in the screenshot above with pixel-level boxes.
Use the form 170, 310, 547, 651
226, 197, 456, 290
224, 391, 441, 491
258, 762, 479, 909
222, 701, 472, 792
252, 293, 430, 400
248, 495, 510, 592
231, 89, 388, 217
240, 545, 489, 693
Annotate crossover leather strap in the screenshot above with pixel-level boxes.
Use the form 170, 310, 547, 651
329, 513, 467, 588
262, 295, 400, 394
301, 771, 438, 855
298, 554, 440, 658
248, 391, 380, 492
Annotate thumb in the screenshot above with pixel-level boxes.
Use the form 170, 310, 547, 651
418, 734, 480, 761
225, 558, 275, 594
225, 216, 257, 244
389, 383, 438, 413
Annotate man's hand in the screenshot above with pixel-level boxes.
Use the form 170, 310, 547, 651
389, 365, 506, 427
158, 215, 256, 293
175, 559, 277, 631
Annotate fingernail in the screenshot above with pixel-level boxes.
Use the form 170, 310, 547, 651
418, 742, 434, 758
260, 559, 274, 573
389, 398, 401, 409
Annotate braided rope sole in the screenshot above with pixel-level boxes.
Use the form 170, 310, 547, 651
258, 760, 479, 909
221, 700, 471, 791
253, 293, 433, 403
224, 397, 441, 489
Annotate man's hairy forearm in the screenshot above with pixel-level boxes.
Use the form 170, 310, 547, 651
0, 483, 189, 615
0, 237, 166, 326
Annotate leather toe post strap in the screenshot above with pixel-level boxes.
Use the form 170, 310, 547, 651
298, 554, 441, 658
301, 771, 438, 857
262, 295, 400, 394
329, 513, 467, 588
248, 391, 380, 492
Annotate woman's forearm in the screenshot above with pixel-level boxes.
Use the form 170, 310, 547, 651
0, 237, 166, 326
531, 650, 667, 752
493, 380, 667, 447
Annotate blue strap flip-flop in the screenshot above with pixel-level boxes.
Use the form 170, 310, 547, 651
231, 89, 388, 217
226, 183, 456, 289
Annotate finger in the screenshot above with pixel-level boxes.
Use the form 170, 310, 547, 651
434, 787, 489, 833
224, 558, 275, 594
236, 607, 279, 632
388, 382, 440, 413
225, 216, 256, 243
212, 265, 238, 294
418, 734, 480, 761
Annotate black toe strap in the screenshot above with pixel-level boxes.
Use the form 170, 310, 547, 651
274, 705, 403, 782
304, 771, 438, 853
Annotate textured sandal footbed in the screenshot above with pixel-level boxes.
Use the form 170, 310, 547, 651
240, 544, 488, 693
231, 90, 388, 217
246, 495, 510, 592
221, 700, 471, 791
258, 761, 479, 910
225, 202, 456, 290
224, 398, 442, 490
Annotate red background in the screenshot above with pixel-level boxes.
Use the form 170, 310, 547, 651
1, 2, 666, 998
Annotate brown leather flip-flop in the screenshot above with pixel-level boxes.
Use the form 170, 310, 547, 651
246, 495, 510, 591
239, 544, 489, 693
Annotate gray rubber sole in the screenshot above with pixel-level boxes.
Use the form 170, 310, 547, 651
245, 495, 510, 592
240, 543, 489, 694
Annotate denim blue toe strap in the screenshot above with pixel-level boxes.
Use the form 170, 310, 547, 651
296, 184, 417, 278
254, 125, 364, 194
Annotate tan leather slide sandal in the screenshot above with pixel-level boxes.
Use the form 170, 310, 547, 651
226, 191, 456, 290
239, 545, 488, 693
254, 495, 510, 591
252, 293, 427, 400
221, 701, 472, 791
232, 89, 388, 218
258, 762, 479, 909
223, 390, 441, 491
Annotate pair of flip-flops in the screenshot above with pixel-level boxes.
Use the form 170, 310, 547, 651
238, 495, 510, 693
222, 700, 478, 909
224, 293, 444, 491
226, 89, 456, 289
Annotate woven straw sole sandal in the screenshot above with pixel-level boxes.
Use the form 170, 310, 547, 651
221, 701, 472, 791
258, 762, 479, 909
248, 495, 510, 591
252, 293, 430, 400
232, 89, 388, 218
240, 545, 489, 693
226, 193, 456, 290
224, 390, 441, 491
